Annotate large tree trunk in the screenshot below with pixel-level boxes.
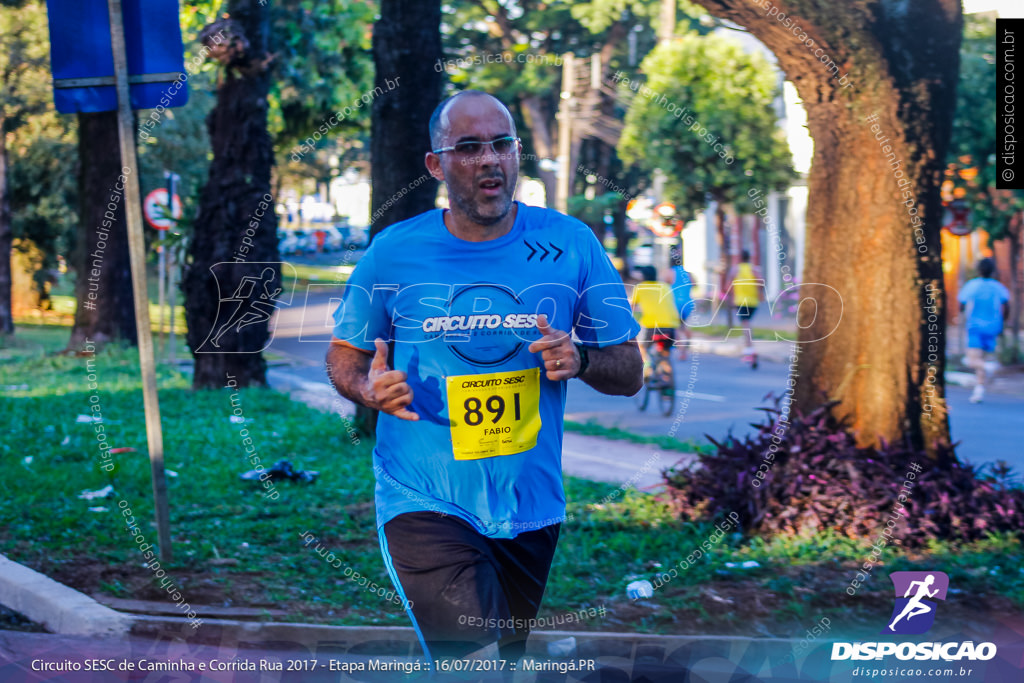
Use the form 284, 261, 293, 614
693, 0, 960, 458
183, 5, 278, 389
67, 111, 137, 349
369, 0, 442, 238
0, 115, 12, 336
519, 95, 558, 205
358, 0, 443, 434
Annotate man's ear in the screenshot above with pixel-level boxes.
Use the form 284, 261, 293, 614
425, 152, 445, 182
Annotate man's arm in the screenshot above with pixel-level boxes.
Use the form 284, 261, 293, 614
528, 315, 643, 396
579, 339, 644, 396
326, 338, 418, 420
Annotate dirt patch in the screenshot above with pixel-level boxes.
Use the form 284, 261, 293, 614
27, 555, 357, 623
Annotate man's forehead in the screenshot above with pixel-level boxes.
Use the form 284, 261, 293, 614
440, 95, 514, 139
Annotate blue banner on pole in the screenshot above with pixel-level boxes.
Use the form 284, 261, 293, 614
46, 0, 188, 113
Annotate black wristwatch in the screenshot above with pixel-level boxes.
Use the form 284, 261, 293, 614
574, 343, 590, 379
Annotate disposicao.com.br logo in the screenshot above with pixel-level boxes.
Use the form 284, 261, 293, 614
831, 571, 997, 663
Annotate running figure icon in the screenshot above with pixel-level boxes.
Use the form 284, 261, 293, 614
887, 574, 939, 631
208, 267, 282, 349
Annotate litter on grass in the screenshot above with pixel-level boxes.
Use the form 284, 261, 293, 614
78, 484, 114, 500
724, 560, 761, 569
240, 459, 319, 484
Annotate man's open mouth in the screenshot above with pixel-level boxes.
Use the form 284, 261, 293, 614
478, 177, 503, 192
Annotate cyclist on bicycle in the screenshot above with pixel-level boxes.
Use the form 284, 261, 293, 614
630, 265, 680, 377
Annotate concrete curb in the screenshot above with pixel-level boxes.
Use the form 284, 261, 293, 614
0, 553, 132, 638
127, 613, 802, 659
0, 549, 802, 659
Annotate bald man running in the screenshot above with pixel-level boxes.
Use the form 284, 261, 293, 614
327, 90, 642, 663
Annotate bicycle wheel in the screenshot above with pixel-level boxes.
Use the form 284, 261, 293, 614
654, 358, 675, 415
635, 385, 650, 411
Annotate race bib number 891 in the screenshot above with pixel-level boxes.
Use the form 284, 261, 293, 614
446, 368, 541, 460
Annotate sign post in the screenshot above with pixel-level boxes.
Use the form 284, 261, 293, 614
106, 0, 172, 561
165, 172, 180, 366
47, 0, 187, 562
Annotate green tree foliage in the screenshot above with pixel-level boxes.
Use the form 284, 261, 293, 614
946, 14, 1024, 240
267, 0, 375, 153
8, 115, 77, 272
618, 31, 794, 222
440, 1, 704, 195
140, 1, 374, 224
1, 0, 76, 331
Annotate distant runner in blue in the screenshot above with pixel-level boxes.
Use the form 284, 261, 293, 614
959, 257, 1010, 403
326, 90, 642, 664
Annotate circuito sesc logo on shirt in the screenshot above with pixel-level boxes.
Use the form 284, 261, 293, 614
422, 283, 544, 367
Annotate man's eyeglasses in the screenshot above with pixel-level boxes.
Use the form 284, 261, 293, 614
432, 136, 520, 158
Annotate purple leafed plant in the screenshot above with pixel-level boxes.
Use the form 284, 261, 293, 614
661, 399, 1024, 546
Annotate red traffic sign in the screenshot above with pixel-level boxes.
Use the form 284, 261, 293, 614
654, 202, 676, 217
943, 199, 971, 236
144, 189, 182, 230
649, 218, 683, 238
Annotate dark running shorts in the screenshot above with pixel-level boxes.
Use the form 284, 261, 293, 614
379, 512, 560, 660
736, 305, 758, 321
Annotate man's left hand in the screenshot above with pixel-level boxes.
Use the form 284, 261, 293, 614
529, 314, 579, 381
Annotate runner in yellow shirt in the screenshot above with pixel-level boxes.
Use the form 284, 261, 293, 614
728, 250, 763, 369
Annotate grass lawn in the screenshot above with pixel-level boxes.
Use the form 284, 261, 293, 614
2, 325, 1022, 638
285, 262, 353, 286
691, 324, 793, 342
18, 261, 346, 336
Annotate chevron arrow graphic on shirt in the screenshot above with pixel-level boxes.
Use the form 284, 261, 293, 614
525, 240, 563, 262
525, 240, 550, 261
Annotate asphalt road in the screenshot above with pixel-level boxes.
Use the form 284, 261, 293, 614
268, 287, 1024, 475
567, 352, 1024, 473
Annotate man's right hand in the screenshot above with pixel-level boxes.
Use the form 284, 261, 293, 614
365, 338, 418, 421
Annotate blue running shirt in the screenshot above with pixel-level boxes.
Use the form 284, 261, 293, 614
670, 266, 694, 318
959, 277, 1010, 336
333, 203, 640, 538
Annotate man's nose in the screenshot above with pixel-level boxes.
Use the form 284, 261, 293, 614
478, 142, 501, 166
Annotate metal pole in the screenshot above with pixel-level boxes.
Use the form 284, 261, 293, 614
165, 172, 179, 365
157, 245, 166, 354
107, 0, 172, 561
162, 172, 175, 363
556, 53, 574, 214
168, 246, 176, 366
